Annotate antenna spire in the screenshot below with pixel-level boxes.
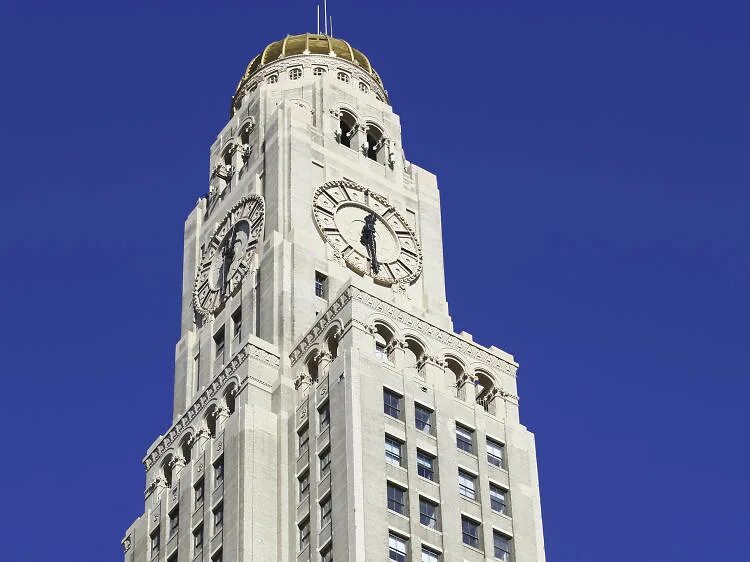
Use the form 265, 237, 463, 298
324, 0, 328, 35
316, 4, 320, 35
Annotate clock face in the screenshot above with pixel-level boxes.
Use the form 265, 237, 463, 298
193, 195, 265, 315
312, 180, 422, 285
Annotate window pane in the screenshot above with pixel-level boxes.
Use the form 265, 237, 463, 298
458, 470, 476, 500
421, 546, 440, 562
389, 534, 407, 562
487, 438, 505, 468
419, 497, 439, 530
387, 483, 406, 514
417, 450, 434, 481
456, 424, 474, 453
494, 532, 512, 560
461, 517, 481, 548
383, 389, 401, 418
385, 436, 402, 466
415, 405, 432, 433
490, 484, 509, 515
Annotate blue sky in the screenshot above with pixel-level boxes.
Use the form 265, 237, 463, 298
0, 1, 748, 560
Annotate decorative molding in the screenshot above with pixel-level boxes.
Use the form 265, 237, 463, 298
290, 289, 354, 364
122, 535, 132, 553
143, 340, 279, 469
289, 286, 518, 378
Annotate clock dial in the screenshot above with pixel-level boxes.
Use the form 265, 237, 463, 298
312, 179, 422, 285
193, 195, 264, 316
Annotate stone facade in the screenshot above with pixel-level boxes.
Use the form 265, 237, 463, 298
123, 33, 546, 562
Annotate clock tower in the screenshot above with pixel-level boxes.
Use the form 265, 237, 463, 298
123, 33, 546, 562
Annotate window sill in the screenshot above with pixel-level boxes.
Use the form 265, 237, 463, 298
459, 495, 481, 507
462, 543, 485, 556
387, 509, 410, 521
416, 475, 438, 487
419, 524, 442, 535
458, 449, 478, 461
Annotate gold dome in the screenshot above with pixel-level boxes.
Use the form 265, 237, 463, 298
233, 33, 385, 107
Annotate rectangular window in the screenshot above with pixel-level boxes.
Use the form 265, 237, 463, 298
458, 469, 477, 500
299, 518, 310, 551
315, 271, 328, 299
319, 447, 331, 477
168, 506, 179, 537
461, 516, 482, 549
414, 403, 433, 433
214, 327, 225, 368
388, 533, 408, 562
298, 425, 309, 456
419, 497, 439, 530
385, 435, 403, 467
493, 531, 513, 561
194, 479, 205, 509
213, 502, 223, 534
383, 388, 402, 419
167, 552, 178, 562
421, 546, 440, 562
150, 528, 160, 558
490, 483, 510, 515
298, 470, 310, 499
387, 481, 407, 515
456, 423, 474, 454
416, 449, 435, 481
319, 402, 330, 431
231, 308, 242, 346
214, 457, 224, 488
321, 543, 333, 562
487, 438, 505, 468
320, 495, 332, 528
193, 524, 203, 551
211, 548, 223, 562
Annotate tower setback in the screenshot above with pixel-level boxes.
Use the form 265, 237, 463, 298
123, 33, 546, 562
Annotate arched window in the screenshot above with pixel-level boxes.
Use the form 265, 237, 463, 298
162, 455, 174, 488
326, 329, 339, 359
445, 357, 467, 400
358, 82, 369, 93
373, 323, 394, 362
180, 437, 192, 464
375, 93, 383, 102
338, 110, 357, 149
289, 67, 302, 80
403, 338, 424, 374
305, 353, 319, 383
267, 74, 278, 84
222, 146, 233, 168
206, 407, 217, 438
475, 371, 497, 412
225, 386, 236, 415
336, 71, 350, 83
365, 124, 386, 163
240, 126, 250, 147
313, 66, 326, 76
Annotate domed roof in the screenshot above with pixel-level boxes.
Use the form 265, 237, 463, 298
234, 33, 384, 98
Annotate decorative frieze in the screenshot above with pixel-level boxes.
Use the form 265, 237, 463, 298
289, 285, 518, 378
143, 340, 279, 470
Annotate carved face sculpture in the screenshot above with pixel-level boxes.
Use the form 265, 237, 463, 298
312, 180, 422, 285
193, 195, 265, 315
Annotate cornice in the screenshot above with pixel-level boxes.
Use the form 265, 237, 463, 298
143, 340, 279, 469
289, 285, 518, 377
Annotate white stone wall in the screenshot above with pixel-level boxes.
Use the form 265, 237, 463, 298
124, 46, 545, 562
